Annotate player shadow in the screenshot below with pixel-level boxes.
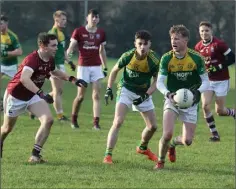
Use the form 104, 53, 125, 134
39, 158, 156, 171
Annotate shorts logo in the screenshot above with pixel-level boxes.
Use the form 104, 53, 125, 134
8, 110, 13, 115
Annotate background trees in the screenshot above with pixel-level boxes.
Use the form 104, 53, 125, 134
2, 1, 235, 57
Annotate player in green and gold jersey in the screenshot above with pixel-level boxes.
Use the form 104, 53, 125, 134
0, 15, 22, 78
0, 15, 23, 111
103, 30, 160, 164
48, 10, 75, 121
154, 25, 210, 170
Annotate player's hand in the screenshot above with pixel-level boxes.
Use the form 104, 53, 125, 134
204, 56, 211, 65
133, 93, 149, 105
207, 64, 223, 73
190, 89, 201, 106
75, 79, 88, 88
1, 50, 8, 57
103, 68, 108, 77
104, 87, 113, 105
165, 92, 177, 106
68, 61, 76, 71
36, 89, 54, 104
68, 76, 88, 88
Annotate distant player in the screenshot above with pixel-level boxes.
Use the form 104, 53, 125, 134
154, 25, 210, 170
103, 30, 159, 164
195, 21, 235, 142
0, 15, 23, 78
48, 10, 76, 121
67, 9, 107, 130
0, 33, 87, 163
0, 15, 23, 110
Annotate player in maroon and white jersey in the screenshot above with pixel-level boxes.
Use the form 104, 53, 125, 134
195, 21, 235, 142
0, 33, 87, 163
67, 9, 107, 130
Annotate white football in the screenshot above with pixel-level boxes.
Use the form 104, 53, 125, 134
173, 88, 194, 109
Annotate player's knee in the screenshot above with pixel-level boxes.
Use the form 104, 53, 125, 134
202, 103, 210, 111
183, 139, 192, 146
92, 92, 100, 101
163, 133, 172, 142
160, 136, 171, 143
113, 117, 124, 128
77, 96, 84, 103
42, 116, 54, 127
2, 125, 14, 134
148, 125, 157, 132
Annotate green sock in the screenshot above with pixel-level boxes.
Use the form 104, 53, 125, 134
138, 141, 148, 150
158, 155, 165, 162
105, 148, 113, 156
170, 138, 176, 147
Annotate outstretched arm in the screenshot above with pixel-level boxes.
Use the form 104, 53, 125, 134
50, 69, 87, 88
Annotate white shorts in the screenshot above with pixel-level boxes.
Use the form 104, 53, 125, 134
164, 98, 198, 124
3, 91, 42, 117
77, 65, 104, 83
50, 64, 66, 79
1, 64, 17, 78
117, 87, 154, 112
207, 80, 229, 97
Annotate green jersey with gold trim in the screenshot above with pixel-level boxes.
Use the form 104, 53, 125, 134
1, 29, 21, 66
48, 26, 65, 65
159, 48, 206, 92
117, 48, 160, 94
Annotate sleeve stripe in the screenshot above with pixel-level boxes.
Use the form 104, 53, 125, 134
70, 38, 77, 42
149, 54, 159, 64
23, 66, 34, 73
224, 48, 231, 56
101, 41, 106, 45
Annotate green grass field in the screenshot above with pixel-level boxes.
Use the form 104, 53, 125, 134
1, 58, 235, 189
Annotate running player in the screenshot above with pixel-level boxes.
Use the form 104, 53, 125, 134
103, 30, 159, 164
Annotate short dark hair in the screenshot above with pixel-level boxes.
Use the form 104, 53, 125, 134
88, 8, 99, 16
53, 10, 67, 19
199, 21, 212, 29
135, 30, 152, 41
169, 25, 190, 39
37, 32, 57, 46
1, 15, 8, 22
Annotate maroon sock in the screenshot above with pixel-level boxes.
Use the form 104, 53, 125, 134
94, 117, 99, 126
72, 114, 78, 124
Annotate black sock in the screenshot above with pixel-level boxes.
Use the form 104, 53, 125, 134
205, 113, 219, 136
32, 144, 42, 157
72, 114, 78, 124
94, 117, 99, 126
226, 108, 235, 118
